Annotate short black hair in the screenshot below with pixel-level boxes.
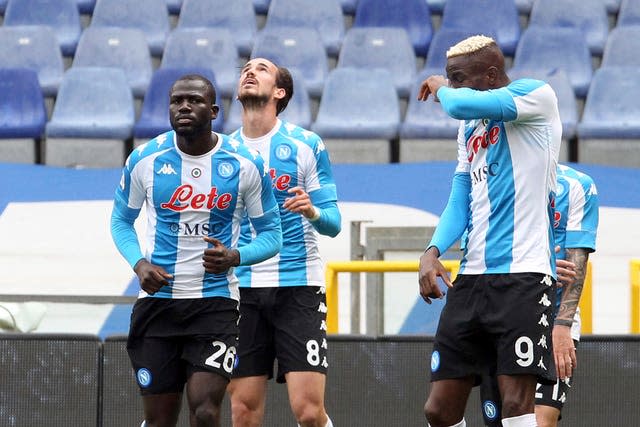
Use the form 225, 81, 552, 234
275, 66, 293, 115
173, 74, 217, 104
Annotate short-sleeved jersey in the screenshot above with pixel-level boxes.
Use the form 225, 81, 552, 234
231, 120, 339, 288
453, 79, 562, 276
554, 164, 599, 313
111, 131, 280, 300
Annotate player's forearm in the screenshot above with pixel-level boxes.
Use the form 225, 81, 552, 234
555, 248, 589, 326
238, 206, 282, 266
428, 172, 470, 255
110, 210, 144, 268
309, 203, 341, 237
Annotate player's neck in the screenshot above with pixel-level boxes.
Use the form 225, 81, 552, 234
241, 106, 278, 139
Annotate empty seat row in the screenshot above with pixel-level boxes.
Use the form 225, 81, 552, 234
2, 65, 638, 167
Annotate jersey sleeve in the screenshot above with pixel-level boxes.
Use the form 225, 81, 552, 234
428, 172, 471, 255
305, 137, 341, 237
237, 153, 282, 266
110, 161, 145, 268
565, 176, 599, 252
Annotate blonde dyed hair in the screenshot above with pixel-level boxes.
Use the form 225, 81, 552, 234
446, 35, 496, 58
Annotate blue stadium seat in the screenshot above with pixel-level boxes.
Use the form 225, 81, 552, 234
160, 28, 239, 98
0, 26, 65, 97
45, 67, 135, 167
340, 0, 358, 14
253, 0, 271, 14
424, 28, 496, 72
512, 26, 593, 98
250, 27, 328, 98
400, 69, 459, 140
528, 0, 609, 55
312, 68, 399, 163
72, 27, 153, 98
440, 0, 520, 55
166, 0, 182, 14
337, 27, 417, 98
3, 0, 82, 56
577, 66, 640, 167
508, 68, 578, 144
352, 0, 433, 57
264, 0, 344, 57
224, 70, 312, 133
601, 26, 640, 68
618, 0, 640, 26
90, 0, 170, 56
177, 0, 257, 57
134, 67, 224, 143
0, 68, 46, 163
0, 0, 7, 14
75, 0, 96, 14
578, 67, 640, 139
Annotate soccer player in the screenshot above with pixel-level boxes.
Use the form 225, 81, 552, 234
226, 58, 341, 427
417, 35, 562, 427
110, 74, 282, 427
480, 164, 599, 427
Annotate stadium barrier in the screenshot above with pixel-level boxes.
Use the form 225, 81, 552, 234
325, 260, 594, 334
0, 334, 638, 426
631, 259, 640, 333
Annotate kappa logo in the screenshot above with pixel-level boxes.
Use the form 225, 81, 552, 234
157, 163, 177, 175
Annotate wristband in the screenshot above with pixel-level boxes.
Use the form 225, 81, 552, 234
308, 206, 321, 222
554, 319, 573, 327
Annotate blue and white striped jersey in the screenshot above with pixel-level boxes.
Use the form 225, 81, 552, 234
442, 79, 562, 276
554, 164, 598, 338
110, 131, 281, 300
231, 119, 341, 288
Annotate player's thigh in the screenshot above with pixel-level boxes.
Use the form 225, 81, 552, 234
285, 371, 327, 409
273, 286, 328, 382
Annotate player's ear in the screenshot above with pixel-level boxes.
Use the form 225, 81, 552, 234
211, 104, 220, 119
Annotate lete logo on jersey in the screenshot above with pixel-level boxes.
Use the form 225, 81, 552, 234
467, 124, 501, 162
161, 184, 233, 211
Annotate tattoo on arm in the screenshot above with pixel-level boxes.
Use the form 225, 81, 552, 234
555, 248, 590, 326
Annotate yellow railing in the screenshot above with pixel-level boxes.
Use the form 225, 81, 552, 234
325, 260, 593, 334
631, 259, 640, 333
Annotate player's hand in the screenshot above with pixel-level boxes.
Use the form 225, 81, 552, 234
552, 324, 577, 380
202, 237, 240, 274
283, 186, 315, 218
417, 75, 448, 102
133, 259, 173, 295
418, 247, 452, 304
555, 246, 577, 288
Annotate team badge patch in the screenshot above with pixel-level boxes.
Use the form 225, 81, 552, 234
217, 162, 234, 178
483, 400, 499, 420
137, 368, 152, 388
430, 350, 440, 372
275, 144, 292, 161
191, 167, 202, 178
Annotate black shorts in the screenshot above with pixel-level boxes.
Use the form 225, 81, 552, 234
232, 286, 328, 383
127, 297, 239, 395
430, 273, 557, 387
479, 340, 578, 426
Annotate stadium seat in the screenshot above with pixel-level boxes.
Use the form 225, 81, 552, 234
311, 67, 400, 163
90, 0, 170, 56
352, 0, 433, 57
75, 0, 96, 13
508, 68, 577, 160
399, 69, 460, 162
3, 0, 82, 56
264, 0, 345, 57
0, 68, 47, 163
601, 26, 640, 68
72, 27, 153, 98
577, 66, 640, 167
160, 28, 239, 98
177, 0, 257, 57
45, 67, 135, 167
0, 26, 65, 97
166, 0, 182, 14
528, 0, 609, 56
439, 0, 520, 55
423, 28, 496, 72
618, 0, 640, 26
224, 70, 312, 133
253, 0, 270, 14
0, 0, 7, 14
512, 26, 593, 98
133, 67, 224, 145
337, 27, 417, 98
250, 27, 328, 98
